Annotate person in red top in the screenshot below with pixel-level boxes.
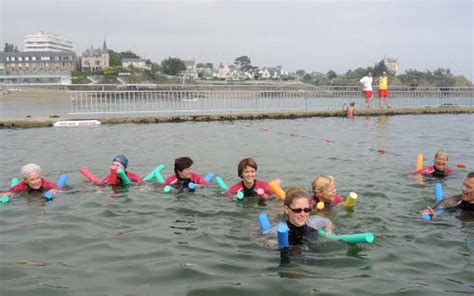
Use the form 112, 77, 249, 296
412, 150, 454, 179
226, 158, 273, 199
165, 157, 207, 192
2, 163, 59, 196
100, 154, 144, 185
310, 175, 344, 209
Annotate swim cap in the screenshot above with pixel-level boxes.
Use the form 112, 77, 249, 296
112, 154, 128, 169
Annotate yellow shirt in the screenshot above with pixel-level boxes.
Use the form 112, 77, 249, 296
378, 76, 388, 90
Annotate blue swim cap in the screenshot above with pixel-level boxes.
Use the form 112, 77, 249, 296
112, 154, 128, 169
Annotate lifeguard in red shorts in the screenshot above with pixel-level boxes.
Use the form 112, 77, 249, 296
377, 71, 390, 108
359, 72, 374, 109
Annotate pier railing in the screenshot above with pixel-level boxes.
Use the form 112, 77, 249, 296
67, 85, 474, 116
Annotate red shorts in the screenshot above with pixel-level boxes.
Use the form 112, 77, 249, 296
378, 89, 389, 97
363, 91, 373, 99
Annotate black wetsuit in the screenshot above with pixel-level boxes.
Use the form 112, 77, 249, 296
431, 167, 447, 178
173, 177, 194, 192
434, 195, 474, 212
241, 181, 257, 197
286, 220, 318, 246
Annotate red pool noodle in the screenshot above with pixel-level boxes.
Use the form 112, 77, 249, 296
80, 168, 101, 184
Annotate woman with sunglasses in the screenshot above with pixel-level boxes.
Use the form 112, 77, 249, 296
267, 186, 333, 246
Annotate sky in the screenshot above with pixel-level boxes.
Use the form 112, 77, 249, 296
1, 0, 472, 80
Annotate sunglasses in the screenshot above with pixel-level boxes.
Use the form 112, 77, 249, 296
289, 207, 312, 213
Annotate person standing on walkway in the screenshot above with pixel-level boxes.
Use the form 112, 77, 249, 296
359, 72, 374, 109
377, 71, 390, 108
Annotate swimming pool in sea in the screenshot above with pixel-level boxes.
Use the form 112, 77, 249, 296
0, 114, 473, 295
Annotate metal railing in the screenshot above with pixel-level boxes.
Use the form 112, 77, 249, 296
67, 86, 474, 116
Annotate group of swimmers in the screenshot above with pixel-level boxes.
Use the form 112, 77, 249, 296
2, 150, 473, 248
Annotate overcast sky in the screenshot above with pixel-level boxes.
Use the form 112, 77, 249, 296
1, 0, 472, 80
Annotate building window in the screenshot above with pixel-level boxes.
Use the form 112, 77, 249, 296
32, 56, 37, 61
18, 57, 23, 61
25, 56, 30, 61
41, 56, 51, 61
6, 57, 10, 61
54, 56, 60, 61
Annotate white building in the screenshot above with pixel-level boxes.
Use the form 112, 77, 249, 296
24, 32, 73, 52
122, 58, 151, 70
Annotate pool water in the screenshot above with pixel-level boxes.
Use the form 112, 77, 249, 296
0, 114, 473, 295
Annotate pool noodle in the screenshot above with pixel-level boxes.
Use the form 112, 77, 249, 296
215, 176, 228, 190
56, 174, 68, 188
205, 172, 215, 183
188, 182, 197, 190
268, 180, 285, 200
0, 195, 10, 203
109, 169, 118, 185
416, 153, 424, 171
143, 164, 165, 181
117, 168, 132, 185
434, 183, 443, 203
317, 229, 374, 244
277, 223, 289, 249
11, 178, 19, 187
163, 185, 172, 192
343, 192, 358, 208
43, 191, 54, 201
154, 170, 165, 184
258, 212, 271, 233
236, 191, 244, 200
80, 168, 101, 184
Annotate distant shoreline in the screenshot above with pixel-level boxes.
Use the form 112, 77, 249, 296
1, 107, 472, 129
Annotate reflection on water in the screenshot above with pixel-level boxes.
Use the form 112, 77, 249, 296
0, 114, 473, 295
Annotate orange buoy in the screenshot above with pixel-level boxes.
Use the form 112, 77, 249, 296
377, 148, 385, 154
457, 163, 466, 168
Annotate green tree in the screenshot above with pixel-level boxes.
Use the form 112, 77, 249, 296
234, 55, 252, 71
109, 50, 122, 66
327, 70, 337, 80
4, 42, 19, 52
161, 57, 186, 76
296, 69, 306, 78
121, 50, 140, 59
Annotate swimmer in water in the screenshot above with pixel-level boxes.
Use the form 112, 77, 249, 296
413, 150, 454, 179
100, 154, 144, 185
310, 175, 344, 209
226, 157, 273, 199
266, 186, 334, 247
2, 163, 59, 197
165, 156, 207, 191
421, 172, 474, 218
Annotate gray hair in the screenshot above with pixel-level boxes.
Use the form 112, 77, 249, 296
434, 150, 448, 160
21, 163, 42, 178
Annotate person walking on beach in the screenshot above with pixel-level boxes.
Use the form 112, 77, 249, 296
359, 72, 374, 109
376, 71, 390, 108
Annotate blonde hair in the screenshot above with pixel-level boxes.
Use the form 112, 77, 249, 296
311, 175, 334, 196
21, 163, 42, 178
434, 150, 448, 161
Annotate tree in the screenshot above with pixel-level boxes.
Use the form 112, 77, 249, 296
234, 55, 252, 71
121, 50, 140, 59
4, 42, 19, 52
161, 57, 186, 76
109, 50, 122, 66
327, 70, 337, 80
296, 69, 306, 78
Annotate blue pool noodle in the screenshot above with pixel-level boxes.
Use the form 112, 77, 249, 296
43, 191, 54, 201
434, 183, 443, 203
423, 183, 445, 220
57, 174, 68, 188
188, 182, 197, 190
258, 212, 271, 233
277, 223, 289, 249
205, 172, 215, 183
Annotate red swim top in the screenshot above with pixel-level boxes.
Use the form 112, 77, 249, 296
10, 178, 58, 193
226, 179, 273, 199
165, 172, 207, 186
310, 194, 344, 208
